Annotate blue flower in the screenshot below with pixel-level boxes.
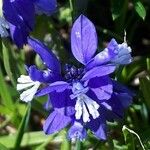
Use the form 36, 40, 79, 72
17, 15, 133, 140
2, 0, 57, 48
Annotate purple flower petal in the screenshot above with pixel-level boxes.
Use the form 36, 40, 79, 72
43, 109, 71, 134
86, 116, 107, 140
117, 93, 132, 108
36, 81, 70, 96
49, 90, 75, 108
87, 39, 118, 69
111, 42, 132, 65
55, 107, 75, 116
8, 22, 28, 48
82, 65, 116, 81
28, 65, 61, 83
11, 0, 35, 30
34, 0, 57, 15
101, 94, 126, 120
68, 122, 87, 141
87, 76, 113, 101
28, 37, 61, 73
112, 80, 134, 96
71, 15, 97, 64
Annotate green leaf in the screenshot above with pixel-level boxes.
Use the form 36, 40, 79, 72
139, 77, 150, 110
2, 40, 16, 87
134, 0, 146, 20
14, 103, 31, 149
0, 66, 14, 111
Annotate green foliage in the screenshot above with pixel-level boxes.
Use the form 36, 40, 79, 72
133, 0, 146, 20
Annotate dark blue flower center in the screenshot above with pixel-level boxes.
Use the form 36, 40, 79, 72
64, 64, 84, 82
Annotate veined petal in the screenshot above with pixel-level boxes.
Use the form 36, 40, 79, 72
17, 75, 40, 102
36, 81, 70, 96
71, 15, 97, 64
88, 76, 113, 101
82, 65, 116, 81
43, 110, 71, 134
28, 37, 61, 73
20, 83, 40, 102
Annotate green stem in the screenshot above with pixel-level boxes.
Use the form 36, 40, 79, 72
69, 0, 74, 22
146, 58, 150, 71
75, 139, 81, 150
14, 103, 31, 150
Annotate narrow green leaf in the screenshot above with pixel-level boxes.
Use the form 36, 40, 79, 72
134, 0, 146, 20
75, 139, 81, 150
14, 103, 31, 150
2, 41, 16, 87
139, 77, 150, 110
0, 66, 14, 110
122, 126, 146, 150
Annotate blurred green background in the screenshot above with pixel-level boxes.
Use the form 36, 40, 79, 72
0, 0, 150, 149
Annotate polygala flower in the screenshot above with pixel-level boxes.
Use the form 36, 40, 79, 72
2, 0, 57, 48
17, 15, 133, 140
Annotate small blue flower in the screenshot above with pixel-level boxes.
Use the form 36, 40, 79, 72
17, 15, 133, 140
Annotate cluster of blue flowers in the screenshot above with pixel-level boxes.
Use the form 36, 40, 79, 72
2, 0, 133, 141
